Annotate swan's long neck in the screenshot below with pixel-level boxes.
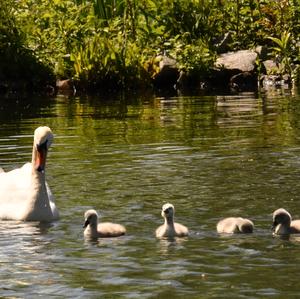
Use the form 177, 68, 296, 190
32, 143, 37, 167
25, 144, 52, 221
31, 142, 47, 190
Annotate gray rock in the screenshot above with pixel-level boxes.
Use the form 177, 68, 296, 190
263, 60, 279, 74
158, 55, 177, 71
153, 56, 179, 90
215, 50, 258, 72
56, 79, 76, 95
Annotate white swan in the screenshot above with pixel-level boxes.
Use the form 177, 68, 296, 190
155, 203, 189, 238
83, 209, 126, 238
0, 126, 59, 221
216, 217, 254, 233
272, 208, 300, 235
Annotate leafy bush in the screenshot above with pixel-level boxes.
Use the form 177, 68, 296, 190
0, 0, 54, 91
0, 0, 298, 91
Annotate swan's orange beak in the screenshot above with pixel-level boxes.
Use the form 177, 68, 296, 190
35, 142, 47, 172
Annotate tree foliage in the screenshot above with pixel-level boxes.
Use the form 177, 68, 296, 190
0, 0, 299, 91
0, 0, 54, 92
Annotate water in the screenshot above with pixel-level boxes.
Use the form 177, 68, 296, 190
1, 90, 300, 298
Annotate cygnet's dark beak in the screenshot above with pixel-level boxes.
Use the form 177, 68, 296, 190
164, 207, 172, 214
83, 219, 90, 228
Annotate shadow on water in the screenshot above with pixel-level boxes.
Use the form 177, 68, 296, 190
0, 96, 57, 122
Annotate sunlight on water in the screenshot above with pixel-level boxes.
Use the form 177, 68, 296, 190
0, 90, 300, 297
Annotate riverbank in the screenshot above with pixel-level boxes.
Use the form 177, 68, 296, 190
1, 0, 299, 96
2, 47, 298, 97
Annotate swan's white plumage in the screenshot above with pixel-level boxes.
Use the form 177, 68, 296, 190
0, 126, 58, 221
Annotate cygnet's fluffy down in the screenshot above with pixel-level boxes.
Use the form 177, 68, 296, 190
217, 217, 254, 233
83, 209, 126, 238
272, 208, 300, 235
155, 203, 189, 238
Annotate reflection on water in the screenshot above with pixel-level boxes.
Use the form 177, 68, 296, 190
217, 94, 263, 128
0, 90, 300, 297
157, 237, 189, 256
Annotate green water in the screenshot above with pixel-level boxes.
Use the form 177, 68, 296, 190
0, 91, 300, 298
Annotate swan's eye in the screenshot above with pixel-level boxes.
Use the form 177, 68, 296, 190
37, 140, 48, 151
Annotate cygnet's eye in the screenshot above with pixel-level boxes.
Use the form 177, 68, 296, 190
164, 208, 170, 214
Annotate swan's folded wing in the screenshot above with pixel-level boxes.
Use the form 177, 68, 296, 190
0, 163, 32, 191
0, 163, 33, 220
46, 181, 59, 220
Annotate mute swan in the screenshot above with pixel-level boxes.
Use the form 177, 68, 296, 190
83, 209, 126, 238
0, 126, 59, 221
272, 208, 300, 235
217, 217, 254, 233
155, 203, 189, 238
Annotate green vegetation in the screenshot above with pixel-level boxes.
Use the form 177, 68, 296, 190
0, 0, 54, 92
0, 0, 299, 92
